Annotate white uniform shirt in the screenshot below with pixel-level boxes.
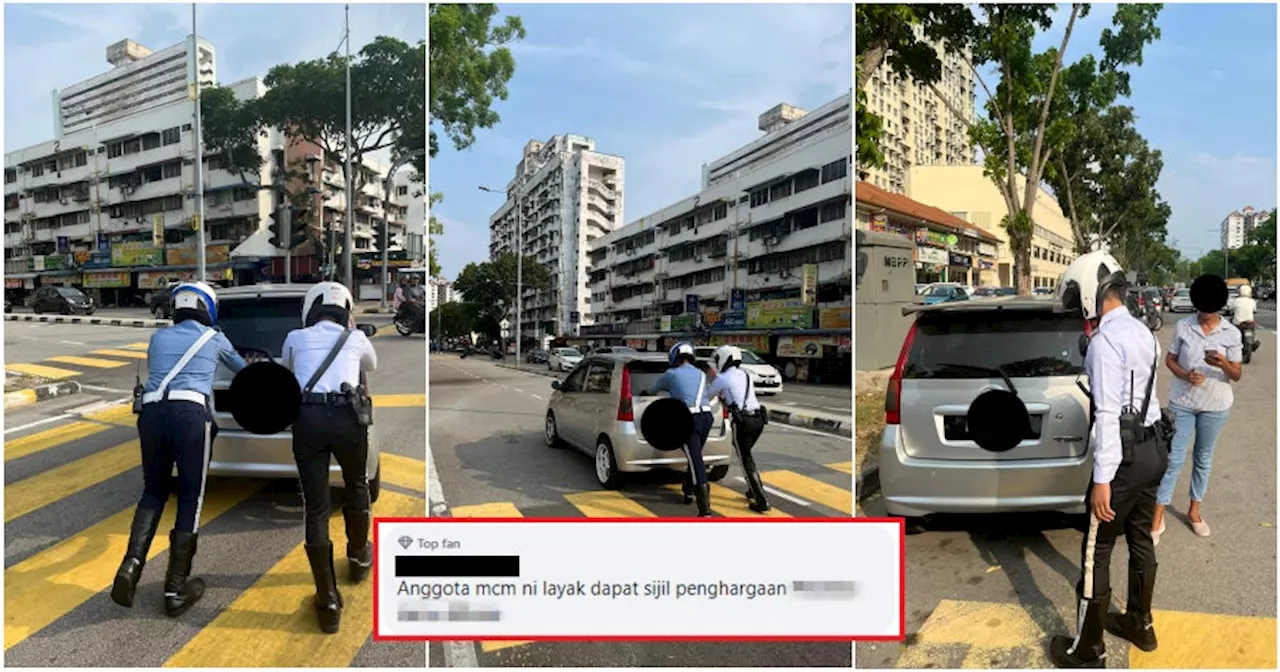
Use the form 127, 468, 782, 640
1234, 296, 1257, 325
282, 320, 377, 393
707, 366, 761, 412
1086, 306, 1161, 485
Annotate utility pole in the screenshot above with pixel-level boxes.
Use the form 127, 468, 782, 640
192, 3, 207, 282
479, 185, 523, 366
282, 204, 292, 283
342, 3, 355, 293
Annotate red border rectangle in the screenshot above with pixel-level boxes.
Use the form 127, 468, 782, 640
372, 517, 906, 643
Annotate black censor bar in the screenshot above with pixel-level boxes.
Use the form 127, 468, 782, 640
395, 555, 521, 578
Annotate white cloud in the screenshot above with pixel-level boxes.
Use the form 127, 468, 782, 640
1157, 152, 1277, 255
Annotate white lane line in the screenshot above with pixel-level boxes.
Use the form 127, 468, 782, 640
444, 640, 479, 667
733, 477, 812, 507
530, 394, 544, 400
59, 340, 87, 346
773, 423, 851, 439
512, 388, 523, 393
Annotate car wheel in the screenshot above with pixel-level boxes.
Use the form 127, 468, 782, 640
545, 412, 564, 448
153, 306, 164, 318
594, 438, 621, 490
368, 461, 382, 504
707, 465, 729, 482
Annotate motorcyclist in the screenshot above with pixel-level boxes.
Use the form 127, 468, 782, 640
396, 276, 426, 329
1233, 284, 1258, 352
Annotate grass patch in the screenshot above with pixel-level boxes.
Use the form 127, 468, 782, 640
855, 391, 886, 474
4, 374, 49, 393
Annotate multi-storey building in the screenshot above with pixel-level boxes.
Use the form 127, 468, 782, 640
487, 135, 625, 339
1221, 206, 1269, 250
859, 26, 976, 194
428, 276, 460, 311
394, 170, 427, 264
585, 94, 852, 382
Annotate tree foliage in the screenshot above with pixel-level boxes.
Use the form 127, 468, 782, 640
428, 191, 444, 277
199, 86, 265, 184
1191, 210, 1278, 283
451, 252, 552, 331
429, 4, 525, 159
429, 301, 479, 339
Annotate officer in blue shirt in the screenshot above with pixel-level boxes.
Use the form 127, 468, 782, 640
641, 341, 716, 516
111, 281, 247, 618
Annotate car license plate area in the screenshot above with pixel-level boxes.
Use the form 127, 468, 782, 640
944, 413, 1043, 441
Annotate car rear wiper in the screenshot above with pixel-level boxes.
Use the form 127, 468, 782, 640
932, 362, 1018, 396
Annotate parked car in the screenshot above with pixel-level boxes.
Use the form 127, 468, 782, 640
879, 297, 1092, 519
544, 353, 732, 489
32, 286, 95, 315
1168, 287, 1194, 312
693, 346, 784, 395
148, 282, 180, 319
920, 283, 969, 305
1033, 287, 1055, 296
210, 284, 382, 497
587, 346, 638, 357
548, 347, 584, 372
525, 348, 549, 364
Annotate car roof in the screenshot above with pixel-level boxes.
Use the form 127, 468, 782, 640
217, 283, 311, 300
904, 295, 1070, 317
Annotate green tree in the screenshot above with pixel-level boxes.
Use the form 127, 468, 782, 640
428, 191, 444, 277
452, 252, 552, 329
966, 4, 1163, 294
429, 301, 478, 339
200, 86, 265, 184
855, 4, 976, 169
429, 4, 525, 159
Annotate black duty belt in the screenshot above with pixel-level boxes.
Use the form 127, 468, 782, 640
301, 391, 352, 406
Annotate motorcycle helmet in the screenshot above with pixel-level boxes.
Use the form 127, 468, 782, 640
1240, 285, 1253, 298
303, 282, 354, 327
171, 281, 218, 327
668, 341, 696, 367
1056, 250, 1127, 322
712, 344, 743, 372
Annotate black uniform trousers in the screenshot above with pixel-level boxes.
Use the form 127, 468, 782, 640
682, 411, 716, 485
293, 403, 370, 547
731, 412, 767, 470
1076, 426, 1168, 603
137, 400, 214, 533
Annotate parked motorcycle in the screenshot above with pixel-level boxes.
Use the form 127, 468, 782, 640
394, 301, 425, 336
1240, 320, 1260, 364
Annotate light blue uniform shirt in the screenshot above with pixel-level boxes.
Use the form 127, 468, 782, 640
1086, 306, 1162, 485
650, 362, 713, 412
707, 366, 761, 412
1167, 315, 1241, 413
145, 319, 248, 398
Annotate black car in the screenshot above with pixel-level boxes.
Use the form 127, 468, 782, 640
148, 282, 180, 319
525, 347, 549, 364
32, 286, 95, 315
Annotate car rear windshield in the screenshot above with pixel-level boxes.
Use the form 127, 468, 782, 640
627, 360, 711, 392
218, 296, 303, 357
902, 310, 1085, 379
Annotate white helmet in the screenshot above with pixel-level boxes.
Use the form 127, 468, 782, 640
171, 281, 218, 326
667, 341, 695, 367
1056, 250, 1126, 321
303, 281, 354, 326
712, 344, 742, 372
1239, 284, 1253, 298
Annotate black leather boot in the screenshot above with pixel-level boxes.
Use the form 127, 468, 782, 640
1049, 594, 1109, 668
681, 472, 695, 504
343, 505, 373, 584
1107, 564, 1158, 652
112, 507, 161, 608
694, 483, 713, 517
306, 542, 343, 634
163, 530, 205, 618
740, 452, 771, 513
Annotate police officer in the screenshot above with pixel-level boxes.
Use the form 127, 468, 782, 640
1050, 252, 1169, 668
283, 281, 378, 634
640, 341, 715, 516
112, 281, 248, 617
708, 345, 770, 513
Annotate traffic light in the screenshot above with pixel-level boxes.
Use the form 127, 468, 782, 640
388, 229, 401, 250
267, 205, 284, 249
289, 205, 309, 249
374, 220, 388, 252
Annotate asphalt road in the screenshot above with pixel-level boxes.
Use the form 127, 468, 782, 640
857, 323, 1277, 669
427, 354, 853, 668
4, 321, 427, 667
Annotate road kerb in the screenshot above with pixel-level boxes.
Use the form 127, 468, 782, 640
3, 381, 82, 411
4, 313, 170, 328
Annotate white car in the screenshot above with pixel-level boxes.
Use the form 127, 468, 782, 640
1169, 288, 1195, 313
694, 347, 784, 395
548, 347, 584, 372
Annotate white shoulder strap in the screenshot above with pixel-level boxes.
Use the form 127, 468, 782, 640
156, 328, 218, 396
695, 371, 708, 411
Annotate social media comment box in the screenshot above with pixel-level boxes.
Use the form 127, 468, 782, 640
373, 518, 903, 641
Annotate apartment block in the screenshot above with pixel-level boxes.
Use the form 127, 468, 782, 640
487, 134, 625, 338
1221, 205, 1269, 250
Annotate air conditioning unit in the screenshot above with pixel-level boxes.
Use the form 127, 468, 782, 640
59, 198, 69, 205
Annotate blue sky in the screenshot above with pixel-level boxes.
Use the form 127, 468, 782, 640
430, 3, 853, 281
4, 3, 424, 146
975, 3, 1276, 260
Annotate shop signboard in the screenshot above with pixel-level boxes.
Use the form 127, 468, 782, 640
745, 299, 813, 329
625, 338, 650, 350
138, 270, 194, 289
949, 252, 972, 267
730, 288, 746, 311
5, 278, 25, 289
82, 270, 131, 288
870, 214, 888, 232
776, 334, 838, 358
978, 242, 997, 257
980, 260, 995, 269
56, 236, 70, 254
914, 228, 957, 248
166, 244, 230, 267
708, 310, 746, 331
801, 264, 818, 304
660, 315, 672, 332
43, 274, 82, 286
97, 233, 111, 253
818, 306, 852, 329
684, 294, 699, 314
665, 314, 697, 332
916, 246, 948, 265
112, 241, 164, 268
709, 333, 769, 353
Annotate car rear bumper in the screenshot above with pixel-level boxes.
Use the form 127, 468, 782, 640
878, 426, 1090, 517
611, 421, 733, 473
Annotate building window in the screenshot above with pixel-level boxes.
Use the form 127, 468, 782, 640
162, 127, 180, 145
4, 169, 15, 184
821, 158, 849, 184
749, 188, 770, 208
142, 133, 161, 151
31, 164, 44, 177
162, 161, 183, 179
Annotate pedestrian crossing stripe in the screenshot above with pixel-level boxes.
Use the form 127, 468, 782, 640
5, 362, 81, 380
4, 404, 135, 462
891, 598, 1277, 669
90, 349, 148, 359
6, 440, 141, 523
122, 342, 150, 350
45, 355, 130, 369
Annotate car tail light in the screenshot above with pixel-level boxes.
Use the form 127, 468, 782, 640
618, 365, 634, 422
885, 321, 918, 425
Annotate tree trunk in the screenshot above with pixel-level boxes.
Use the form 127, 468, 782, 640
1015, 242, 1032, 295
857, 44, 889, 90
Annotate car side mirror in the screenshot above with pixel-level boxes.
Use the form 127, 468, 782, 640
357, 324, 377, 337
1079, 333, 1091, 358
551, 380, 562, 391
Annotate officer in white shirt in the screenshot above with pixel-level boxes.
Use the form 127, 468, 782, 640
707, 345, 771, 513
282, 281, 377, 635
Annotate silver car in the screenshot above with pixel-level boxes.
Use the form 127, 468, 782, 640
879, 298, 1092, 518
1168, 288, 1194, 312
544, 353, 733, 489
548, 347, 584, 372
210, 284, 382, 499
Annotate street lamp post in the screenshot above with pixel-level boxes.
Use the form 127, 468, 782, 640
480, 185, 522, 367
342, 4, 355, 293
191, 4, 207, 282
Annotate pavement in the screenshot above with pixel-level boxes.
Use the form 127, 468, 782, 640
427, 354, 853, 668
856, 322, 1277, 669
3, 320, 428, 667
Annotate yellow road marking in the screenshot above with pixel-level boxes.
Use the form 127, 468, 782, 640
761, 470, 852, 515
450, 502, 529, 651
6, 441, 140, 522
122, 342, 150, 350
163, 490, 421, 667
91, 348, 148, 360
6, 362, 81, 379
381, 453, 425, 495
825, 461, 853, 474
5, 419, 126, 462
1130, 609, 1276, 668
373, 324, 399, 338
46, 355, 128, 369
4, 481, 261, 651
372, 393, 425, 407
894, 599, 1051, 669
663, 482, 794, 518
565, 491, 658, 518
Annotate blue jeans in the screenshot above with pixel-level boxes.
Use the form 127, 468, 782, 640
1156, 404, 1230, 506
